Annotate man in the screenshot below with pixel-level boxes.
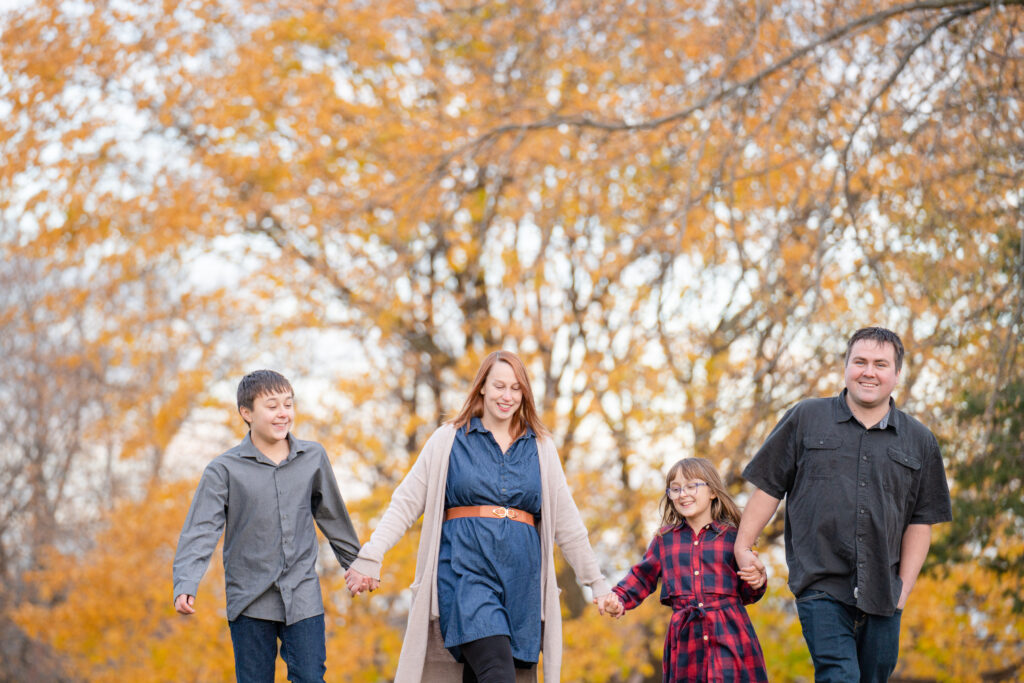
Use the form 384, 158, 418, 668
736, 327, 951, 682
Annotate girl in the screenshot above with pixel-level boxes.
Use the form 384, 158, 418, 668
600, 458, 768, 682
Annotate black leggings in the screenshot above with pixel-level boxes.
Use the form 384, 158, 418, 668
460, 635, 517, 683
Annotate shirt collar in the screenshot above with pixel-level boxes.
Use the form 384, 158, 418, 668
673, 519, 730, 538
835, 390, 899, 431
238, 432, 303, 464
707, 519, 730, 538
468, 416, 536, 440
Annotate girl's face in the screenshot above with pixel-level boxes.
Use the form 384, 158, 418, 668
667, 472, 717, 529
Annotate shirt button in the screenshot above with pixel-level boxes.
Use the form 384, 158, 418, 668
693, 540, 699, 546
694, 570, 700, 575
698, 602, 703, 607
860, 481, 866, 487
703, 635, 709, 641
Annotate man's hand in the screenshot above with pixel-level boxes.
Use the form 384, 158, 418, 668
736, 547, 766, 589
897, 586, 910, 610
737, 548, 767, 589
174, 594, 196, 615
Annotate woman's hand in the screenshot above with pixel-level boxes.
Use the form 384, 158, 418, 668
344, 567, 380, 596
594, 592, 625, 618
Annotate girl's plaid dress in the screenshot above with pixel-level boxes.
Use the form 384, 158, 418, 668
612, 521, 768, 682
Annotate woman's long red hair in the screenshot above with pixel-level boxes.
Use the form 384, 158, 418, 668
448, 350, 550, 439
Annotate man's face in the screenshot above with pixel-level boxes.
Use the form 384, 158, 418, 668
845, 339, 900, 410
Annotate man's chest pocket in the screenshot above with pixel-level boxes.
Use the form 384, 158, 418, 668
803, 435, 843, 480
883, 447, 921, 495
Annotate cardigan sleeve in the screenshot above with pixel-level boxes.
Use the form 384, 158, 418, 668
544, 440, 611, 597
348, 427, 446, 580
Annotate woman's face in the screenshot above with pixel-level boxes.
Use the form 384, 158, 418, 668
479, 360, 523, 428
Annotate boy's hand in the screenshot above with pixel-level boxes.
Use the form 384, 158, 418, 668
344, 568, 379, 596
174, 594, 196, 615
594, 592, 625, 618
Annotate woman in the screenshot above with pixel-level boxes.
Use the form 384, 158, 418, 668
345, 350, 610, 682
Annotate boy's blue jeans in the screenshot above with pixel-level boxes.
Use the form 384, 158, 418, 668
796, 590, 902, 683
228, 613, 326, 683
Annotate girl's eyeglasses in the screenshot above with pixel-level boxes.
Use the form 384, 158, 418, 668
666, 482, 709, 498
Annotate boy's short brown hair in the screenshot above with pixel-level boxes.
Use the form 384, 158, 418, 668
237, 370, 294, 416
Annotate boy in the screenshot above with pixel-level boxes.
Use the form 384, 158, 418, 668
173, 370, 361, 682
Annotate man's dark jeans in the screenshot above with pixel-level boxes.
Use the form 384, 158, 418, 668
796, 590, 902, 683
228, 613, 326, 683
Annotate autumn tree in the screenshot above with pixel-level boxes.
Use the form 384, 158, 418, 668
2, 0, 1023, 680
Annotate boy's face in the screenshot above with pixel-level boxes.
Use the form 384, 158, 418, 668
239, 390, 294, 447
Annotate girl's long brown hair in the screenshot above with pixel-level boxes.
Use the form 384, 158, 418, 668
448, 350, 550, 439
659, 457, 742, 531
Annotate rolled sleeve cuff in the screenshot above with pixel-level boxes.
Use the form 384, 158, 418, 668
742, 471, 787, 501
348, 556, 381, 580
588, 578, 611, 597
173, 580, 200, 603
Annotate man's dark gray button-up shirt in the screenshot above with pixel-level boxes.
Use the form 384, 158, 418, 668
173, 434, 361, 624
743, 391, 952, 616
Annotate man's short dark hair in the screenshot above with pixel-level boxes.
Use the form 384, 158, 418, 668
845, 327, 905, 372
237, 370, 294, 414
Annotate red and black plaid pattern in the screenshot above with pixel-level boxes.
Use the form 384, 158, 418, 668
612, 521, 768, 682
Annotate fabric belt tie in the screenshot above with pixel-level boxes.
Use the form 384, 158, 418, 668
668, 594, 739, 627
444, 505, 536, 527
671, 599, 707, 631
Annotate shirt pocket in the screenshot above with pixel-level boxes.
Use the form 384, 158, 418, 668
803, 435, 843, 480
883, 447, 921, 495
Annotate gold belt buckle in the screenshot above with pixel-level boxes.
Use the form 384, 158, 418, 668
491, 506, 509, 519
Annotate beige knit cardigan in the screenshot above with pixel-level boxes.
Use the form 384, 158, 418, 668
348, 424, 611, 682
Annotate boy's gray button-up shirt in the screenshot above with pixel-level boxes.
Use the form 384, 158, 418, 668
173, 434, 361, 624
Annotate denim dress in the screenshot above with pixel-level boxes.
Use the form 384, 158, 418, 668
437, 417, 542, 664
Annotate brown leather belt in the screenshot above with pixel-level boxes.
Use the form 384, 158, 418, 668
445, 505, 536, 527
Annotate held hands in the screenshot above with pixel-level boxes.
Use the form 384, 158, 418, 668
594, 592, 625, 619
736, 547, 768, 590
344, 567, 379, 596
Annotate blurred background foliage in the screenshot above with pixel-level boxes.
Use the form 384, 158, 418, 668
1, 0, 1022, 680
